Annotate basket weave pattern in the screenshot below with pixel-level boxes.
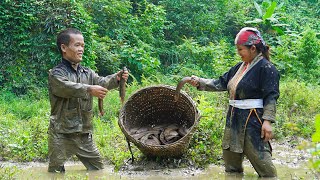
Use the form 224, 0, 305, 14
118, 85, 200, 157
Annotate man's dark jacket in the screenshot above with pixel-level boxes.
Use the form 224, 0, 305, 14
48, 59, 119, 133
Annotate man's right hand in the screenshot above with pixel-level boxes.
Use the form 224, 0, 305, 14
88, 85, 108, 99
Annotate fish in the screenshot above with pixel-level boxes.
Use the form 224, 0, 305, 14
151, 124, 167, 131
130, 124, 187, 145
98, 66, 127, 116
132, 130, 159, 140
135, 127, 149, 134
129, 127, 139, 134
98, 98, 104, 116
143, 134, 161, 146
166, 135, 181, 144
139, 132, 159, 145
159, 124, 181, 144
174, 77, 192, 102
119, 66, 127, 105
163, 124, 179, 141
178, 126, 189, 137
159, 130, 167, 144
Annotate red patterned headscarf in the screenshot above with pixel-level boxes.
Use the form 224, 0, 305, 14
235, 27, 265, 46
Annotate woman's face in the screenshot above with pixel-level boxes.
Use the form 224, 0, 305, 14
236, 44, 257, 63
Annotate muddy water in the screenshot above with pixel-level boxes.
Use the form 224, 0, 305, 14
16, 162, 312, 180
7, 141, 318, 179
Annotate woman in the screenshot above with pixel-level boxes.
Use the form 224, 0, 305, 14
188, 27, 279, 177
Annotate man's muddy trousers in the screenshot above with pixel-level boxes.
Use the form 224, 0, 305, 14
48, 131, 104, 172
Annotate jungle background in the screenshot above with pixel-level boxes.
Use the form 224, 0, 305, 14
0, 0, 319, 177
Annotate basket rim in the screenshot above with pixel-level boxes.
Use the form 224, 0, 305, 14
122, 84, 196, 104
118, 84, 201, 148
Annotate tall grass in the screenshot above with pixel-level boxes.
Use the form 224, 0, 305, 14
0, 91, 49, 161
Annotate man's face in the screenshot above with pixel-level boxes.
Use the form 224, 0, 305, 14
61, 33, 85, 64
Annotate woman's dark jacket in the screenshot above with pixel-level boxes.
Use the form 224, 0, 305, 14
198, 58, 280, 153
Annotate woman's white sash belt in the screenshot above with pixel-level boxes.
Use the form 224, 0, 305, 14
229, 99, 263, 109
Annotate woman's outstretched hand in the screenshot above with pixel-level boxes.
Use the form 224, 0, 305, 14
189, 75, 200, 87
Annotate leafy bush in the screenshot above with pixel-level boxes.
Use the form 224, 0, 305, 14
187, 93, 227, 167
273, 28, 320, 84
174, 38, 237, 78
282, 0, 320, 33
86, 0, 167, 79
275, 79, 320, 138
0, 91, 49, 161
296, 28, 320, 83
0, 166, 20, 180
1, 0, 319, 95
244, 0, 292, 41
0, 0, 96, 95
310, 114, 320, 173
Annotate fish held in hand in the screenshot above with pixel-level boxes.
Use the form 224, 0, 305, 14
119, 67, 127, 105
174, 77, 192, 102
98, 98, 104, 116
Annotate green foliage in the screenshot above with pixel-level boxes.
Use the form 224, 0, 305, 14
0, 0, 96, 95
310, 114, 320, 173
173, 38, 237, 78
188, 93, 227, 167
159, 0, 250, 44
0, 91, 49, 161
312, 114, 320, 143
273, 28, 320, 84
1, 0, 319, 94
275, 79, 320, 138
296, 29, 320, 83
0, 166, 20, 180
94, 115, 132, 170
282, 0, 320, 33
272, 35, 299, 75
245, 1, 288, 36
84, 0, 167, 79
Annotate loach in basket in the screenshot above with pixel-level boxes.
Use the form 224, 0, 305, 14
118, 85, 201, 157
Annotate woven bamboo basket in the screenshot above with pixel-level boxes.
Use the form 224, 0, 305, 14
118, 85, 200, 157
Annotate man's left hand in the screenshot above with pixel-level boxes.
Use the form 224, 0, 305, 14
117, 69, 129, 81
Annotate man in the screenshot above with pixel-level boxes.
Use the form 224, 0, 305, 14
47, 28, 128, 172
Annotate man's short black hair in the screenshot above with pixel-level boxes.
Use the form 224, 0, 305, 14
56, 28, 82, 54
